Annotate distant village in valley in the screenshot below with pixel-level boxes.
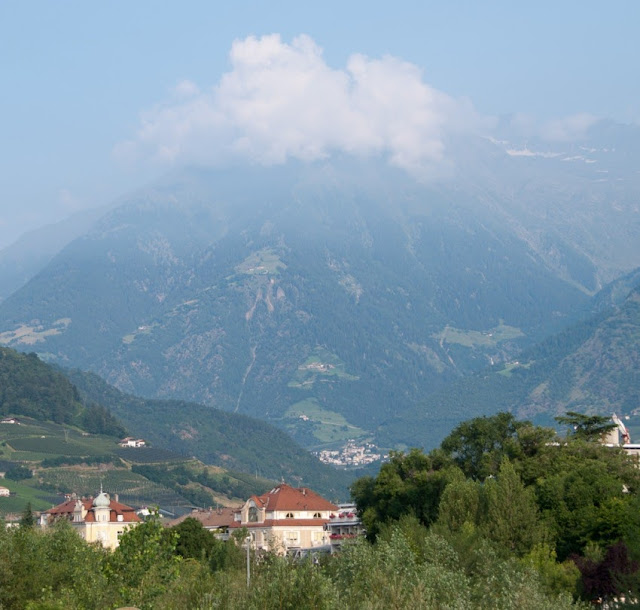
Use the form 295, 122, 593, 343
314, 440, 385, 468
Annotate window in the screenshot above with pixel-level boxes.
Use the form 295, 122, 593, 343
286, 512, 294, 519
313, 512, 322, 518
248, 506, 258, 522
285, 530, 299, 545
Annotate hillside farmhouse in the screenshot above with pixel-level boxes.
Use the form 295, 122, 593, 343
118, 437, 146, 448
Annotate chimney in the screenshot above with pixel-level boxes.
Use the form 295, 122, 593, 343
114, 494, 119, 503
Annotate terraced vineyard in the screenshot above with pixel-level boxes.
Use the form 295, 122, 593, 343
0, 416, 271, 516
115, 447, 188, 463
38, 467, 188, 509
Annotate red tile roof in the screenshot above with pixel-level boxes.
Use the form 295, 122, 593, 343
44, 496, 141, 523
251, 484, 338, 512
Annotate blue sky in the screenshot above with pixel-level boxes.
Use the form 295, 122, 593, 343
1, 0, 638, 248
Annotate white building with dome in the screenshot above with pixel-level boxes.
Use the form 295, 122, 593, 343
40, 488, 141, 549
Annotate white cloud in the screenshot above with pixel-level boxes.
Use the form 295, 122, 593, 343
505, 112, 598, 142
539, 113, 598, 142
114, 34, 489, 179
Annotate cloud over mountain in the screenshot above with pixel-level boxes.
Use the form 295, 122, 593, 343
115, 34, 489, 179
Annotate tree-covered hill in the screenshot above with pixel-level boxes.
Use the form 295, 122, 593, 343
0, 347, 123, 436
0, 347, 355, 507
63, 367, 358, 499
0, 348, 82, 423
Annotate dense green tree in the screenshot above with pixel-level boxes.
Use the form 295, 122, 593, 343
351, 448, 458, 539
173, 517, 216, 560
5, 464, 33, 481
480, 459, 548, 556
436, 461, 548, 558
555, 411, 617, 442
81, 403, 127, 437
435, 475, 482, 533
0, 520, 111, 609
440, 412, 531, 480
19, 502, 35, 529
107, 516, 180, 608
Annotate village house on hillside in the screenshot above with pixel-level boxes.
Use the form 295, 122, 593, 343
118, 437, 146, 448
40, 489, 140, 549
231, 483, 338, 554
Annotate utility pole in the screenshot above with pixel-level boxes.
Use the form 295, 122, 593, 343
246, 535, 251, 587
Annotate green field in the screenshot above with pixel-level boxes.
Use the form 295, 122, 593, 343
9, 436, 107, 456
497, 360, 533, 377
38, 467, 188, 508
288, 347, 359, 389
0, 478, 60, 512
284, 398, 366, 446
1, 426, 123, 464
235, 248, 286, 275
434, 322, 524, 348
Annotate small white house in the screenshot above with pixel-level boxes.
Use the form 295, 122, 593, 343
118, 437, 146, 448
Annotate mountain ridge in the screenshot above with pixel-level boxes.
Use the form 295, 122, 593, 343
1, 124, 639, 450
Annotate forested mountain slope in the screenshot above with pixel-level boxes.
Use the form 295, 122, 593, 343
381, 279, 640, 449
0, 124, 639, 450
0, 347, 124, 436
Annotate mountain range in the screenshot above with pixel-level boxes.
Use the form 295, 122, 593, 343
1, 120, 639, 452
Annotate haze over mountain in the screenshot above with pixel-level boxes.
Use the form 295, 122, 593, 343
0, 204, 116, 303
1, 119, 639, 451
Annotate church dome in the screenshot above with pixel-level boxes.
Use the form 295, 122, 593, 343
93, 491, 110, 508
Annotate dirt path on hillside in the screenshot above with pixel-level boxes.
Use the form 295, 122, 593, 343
234, 344, 257, 413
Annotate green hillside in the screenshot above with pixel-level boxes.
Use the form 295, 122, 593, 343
380, 280, 640, 449
63, 367, 361, 499
0, 347, 124, 436
0, 415, 277, 515
0, 347, 357, 517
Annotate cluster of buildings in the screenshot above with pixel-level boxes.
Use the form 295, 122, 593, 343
37, 482, 365, 554
315, 440, 384, 467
